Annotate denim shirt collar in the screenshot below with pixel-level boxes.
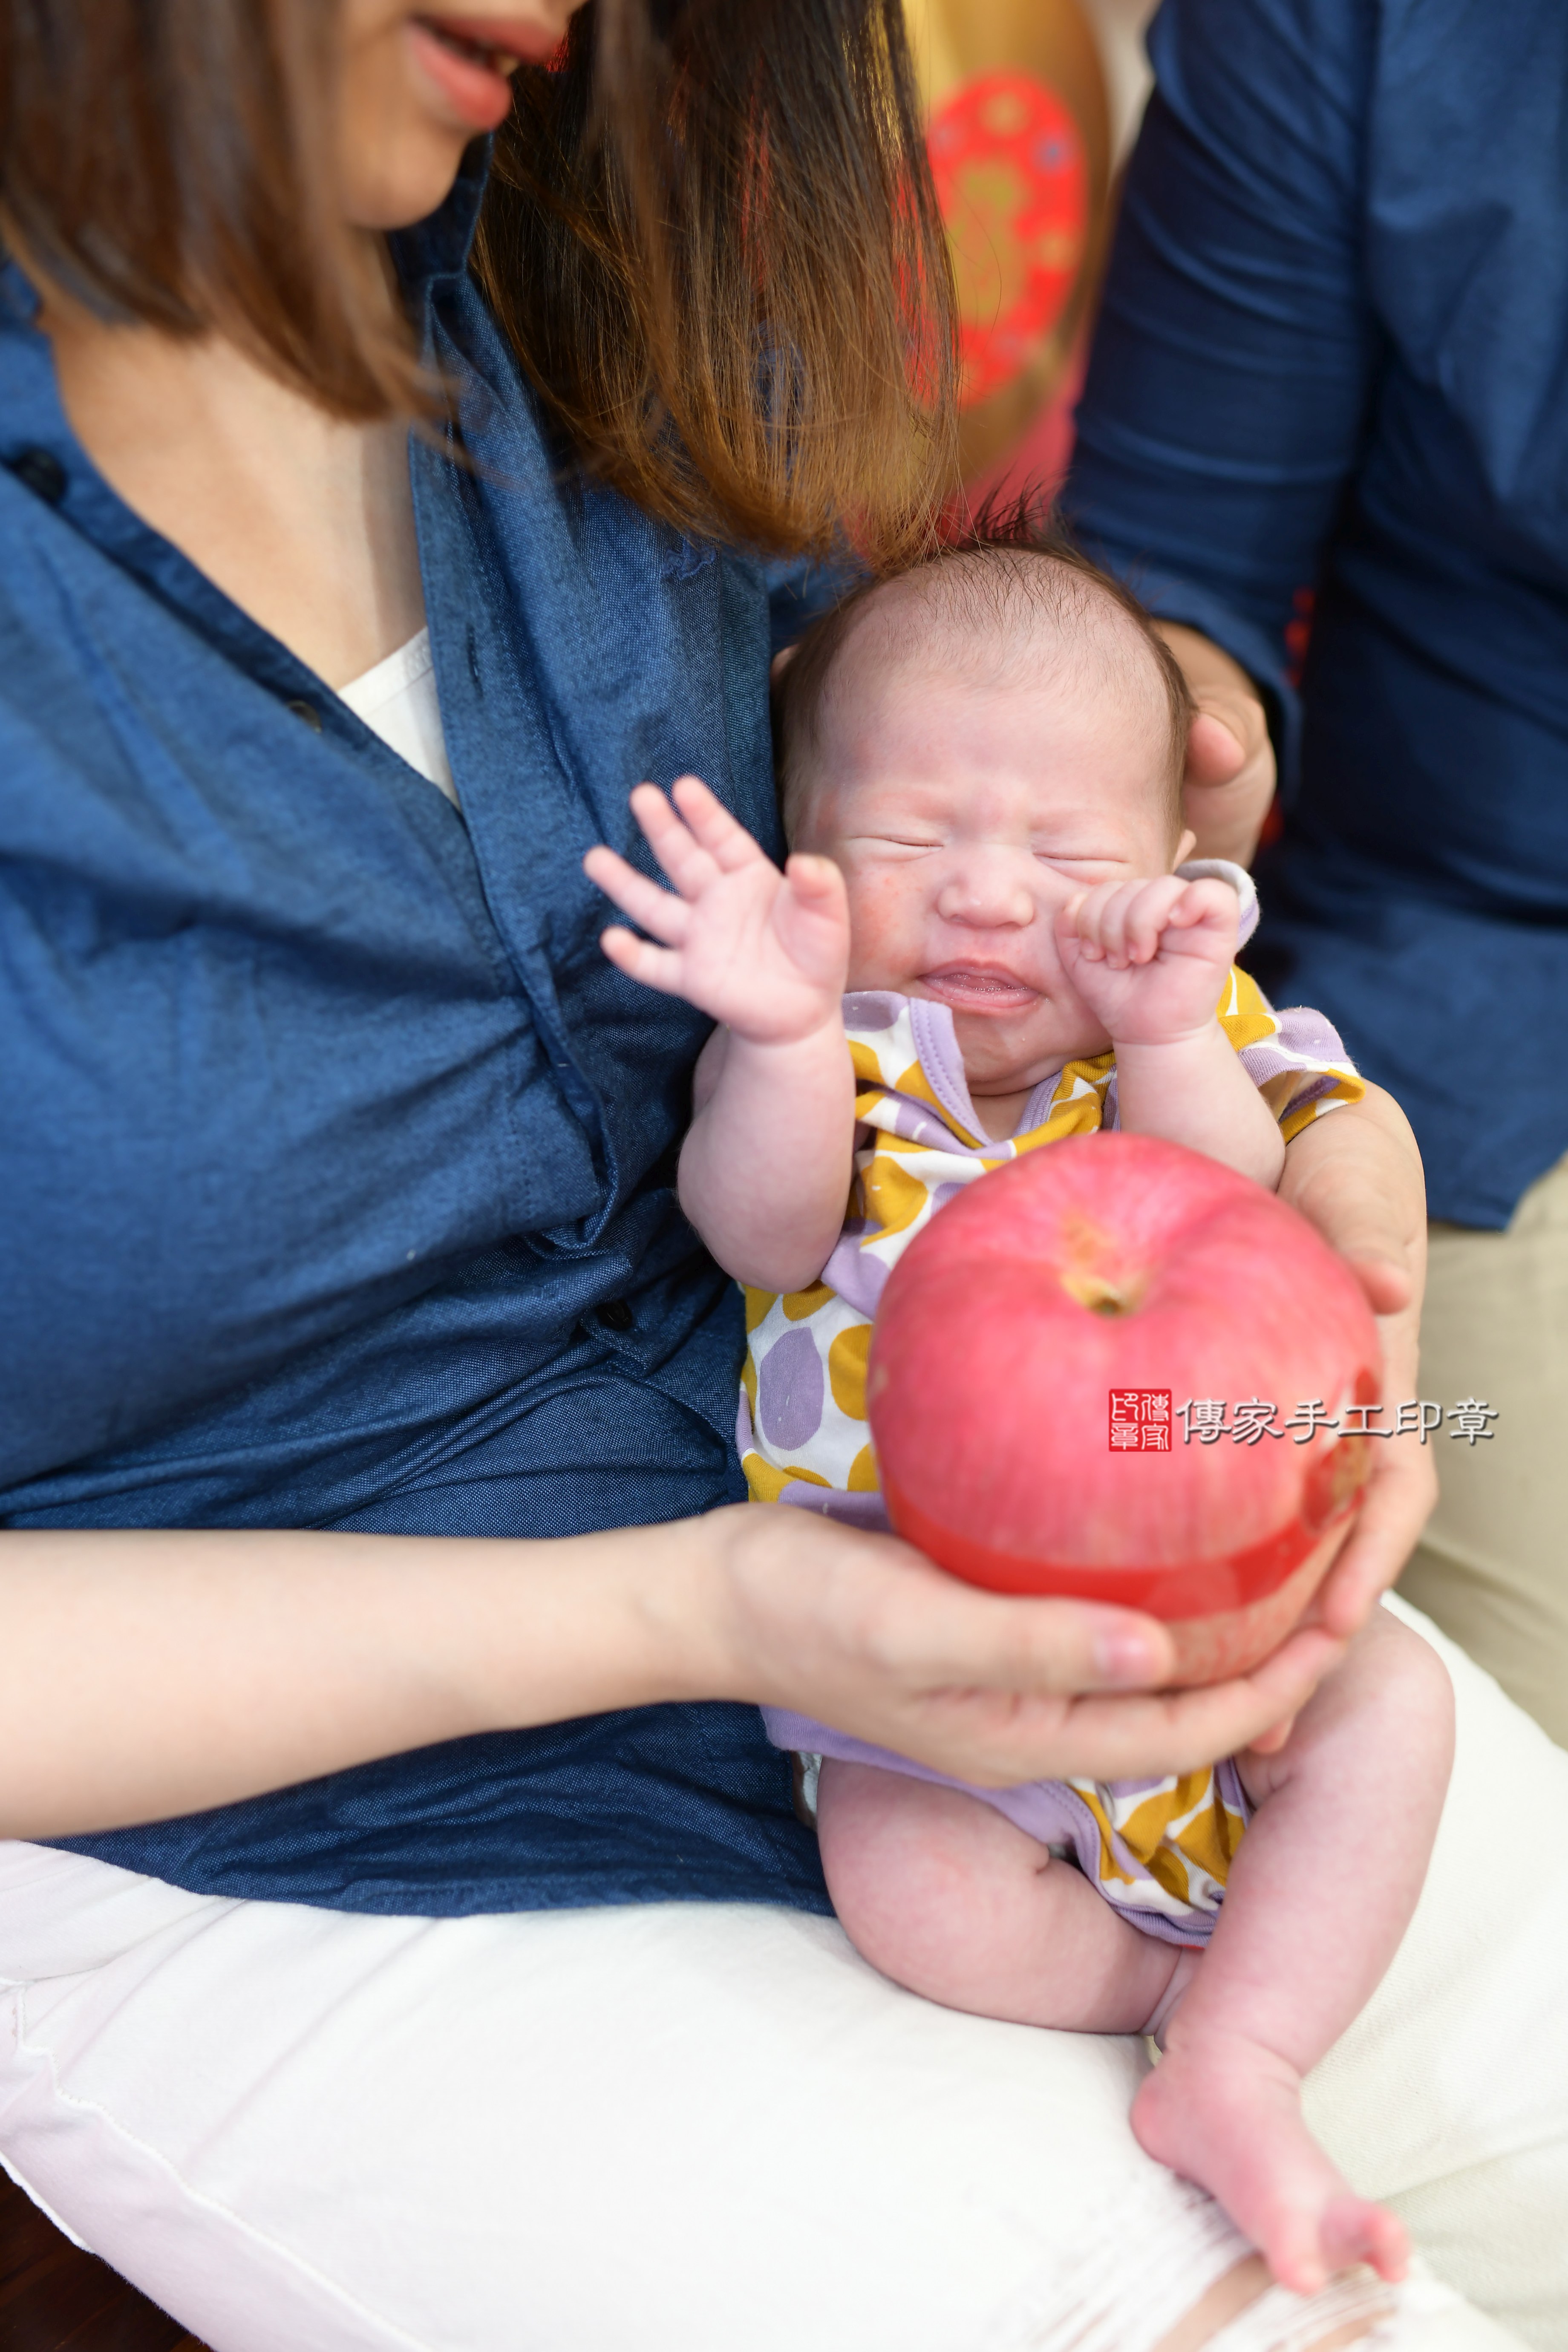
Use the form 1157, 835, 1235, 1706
0, 146, 496, 703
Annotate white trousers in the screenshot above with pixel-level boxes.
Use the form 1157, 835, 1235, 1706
0, 1600, 1564, 2352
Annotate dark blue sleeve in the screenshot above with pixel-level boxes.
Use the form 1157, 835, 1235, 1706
1065, 0, 1379, 779
762, 555, 860, 662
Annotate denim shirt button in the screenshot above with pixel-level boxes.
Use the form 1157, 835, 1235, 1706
286, 698, 324, 732
598, 1297, 635, 1333
10, 447, 66, 505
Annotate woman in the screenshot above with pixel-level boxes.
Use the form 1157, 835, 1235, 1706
1065, 0, 1568, 1747
0, 6, 1561, 2347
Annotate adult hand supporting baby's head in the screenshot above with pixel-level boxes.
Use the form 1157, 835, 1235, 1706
1277, 1081, 1436, 1642
708, 1506, 1346, 1790
1158, 623, 1278, 868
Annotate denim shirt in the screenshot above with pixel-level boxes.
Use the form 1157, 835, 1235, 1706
0, 155, 829, 1914
1067, 0, 1568, 1228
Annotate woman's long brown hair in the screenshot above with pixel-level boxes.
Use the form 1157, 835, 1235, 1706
0, 0, 958, 565
478, 0, 957, 562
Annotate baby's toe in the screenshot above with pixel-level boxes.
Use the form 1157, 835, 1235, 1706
1321, 2194, 1409, 2284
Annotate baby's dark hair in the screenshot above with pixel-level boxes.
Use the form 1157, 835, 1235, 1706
774, 497, 1194, 835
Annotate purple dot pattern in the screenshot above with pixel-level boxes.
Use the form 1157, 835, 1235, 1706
758, 1326, 825, 1452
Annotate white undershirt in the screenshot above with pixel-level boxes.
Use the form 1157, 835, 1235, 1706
337, 626, 458, 807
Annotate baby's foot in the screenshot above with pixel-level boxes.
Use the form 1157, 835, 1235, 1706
1132, 2029, 1409, 2296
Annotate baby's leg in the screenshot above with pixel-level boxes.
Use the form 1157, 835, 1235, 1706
1133, 1607, 1455, 2295
816, 1760, 1185, 2033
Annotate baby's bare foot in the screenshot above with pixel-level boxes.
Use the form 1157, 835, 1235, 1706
1132, 2029, 1409, 2296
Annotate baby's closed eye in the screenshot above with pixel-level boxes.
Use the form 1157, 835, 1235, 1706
845, 833, 945, 857
1033, 853, 1134, 879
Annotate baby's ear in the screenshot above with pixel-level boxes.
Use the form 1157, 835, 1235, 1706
770, 643, 800, 688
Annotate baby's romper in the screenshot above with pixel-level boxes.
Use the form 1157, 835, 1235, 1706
747, 864, 1365, 1947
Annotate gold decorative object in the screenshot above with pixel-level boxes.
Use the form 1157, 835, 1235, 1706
905, 0, 1111, 480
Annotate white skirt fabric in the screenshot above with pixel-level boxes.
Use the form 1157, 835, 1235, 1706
0, 1599, 1563, 2352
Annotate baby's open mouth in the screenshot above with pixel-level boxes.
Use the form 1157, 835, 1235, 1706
920, 966, 1041, 1014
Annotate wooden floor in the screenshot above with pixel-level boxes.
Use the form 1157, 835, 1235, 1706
0, 2167, 209, 2351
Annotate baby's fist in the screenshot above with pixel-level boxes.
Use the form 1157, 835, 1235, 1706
1057, 873, 1240, 1046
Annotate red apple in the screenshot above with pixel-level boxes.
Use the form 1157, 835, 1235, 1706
866, 1132, 1380, 1684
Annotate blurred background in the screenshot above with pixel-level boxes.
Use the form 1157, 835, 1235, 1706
905, 0, 1157, 502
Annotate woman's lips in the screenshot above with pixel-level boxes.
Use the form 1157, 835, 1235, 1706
410, 15, 551, 130
919, 966, 1041, 1014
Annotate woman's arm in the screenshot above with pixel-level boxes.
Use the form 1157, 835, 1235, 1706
0, 1509, 1349, 1842
1277, 1081, 1433, 1634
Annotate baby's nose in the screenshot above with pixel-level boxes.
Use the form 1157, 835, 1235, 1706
936, 860, 1037, 928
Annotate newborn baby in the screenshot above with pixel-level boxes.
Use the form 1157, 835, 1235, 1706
585, 535, 1453, 2293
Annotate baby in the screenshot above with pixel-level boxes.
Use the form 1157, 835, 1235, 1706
585, 535, 1453, 2294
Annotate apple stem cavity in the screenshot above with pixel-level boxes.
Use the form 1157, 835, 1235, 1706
1061, 1268, 1136, 1317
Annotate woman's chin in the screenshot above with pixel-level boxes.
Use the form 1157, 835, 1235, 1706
344, 129, 475, 233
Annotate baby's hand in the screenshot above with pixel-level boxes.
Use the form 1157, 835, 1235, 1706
584, 775, 849, 1046
1056, 873, 1240, 1047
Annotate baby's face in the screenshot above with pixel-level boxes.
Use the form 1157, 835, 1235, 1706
791, 628, 1190, 1104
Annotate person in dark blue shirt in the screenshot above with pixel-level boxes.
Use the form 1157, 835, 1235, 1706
0, 0, 1474, 2335
1066, 0, 1568, 1745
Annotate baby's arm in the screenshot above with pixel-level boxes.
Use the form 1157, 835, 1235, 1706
1058, 875, 1286, 1188
584, 776, 855, 1294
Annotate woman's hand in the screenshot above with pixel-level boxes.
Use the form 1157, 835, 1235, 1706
1278, 1084, 1434, 1638
698, 1506, 1346, 1790
1158, 623, 1278, 867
